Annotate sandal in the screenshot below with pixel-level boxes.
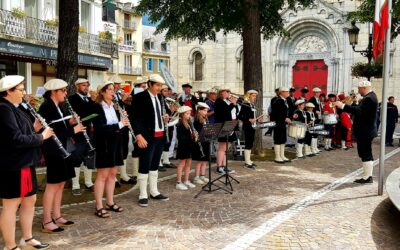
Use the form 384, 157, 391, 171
105, 203, 124, 212
53, 216, 74, 226
94, 208, 110, 218
41, 221, 64, 233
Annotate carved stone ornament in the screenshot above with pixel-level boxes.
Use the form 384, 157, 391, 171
294, 36, 328, 54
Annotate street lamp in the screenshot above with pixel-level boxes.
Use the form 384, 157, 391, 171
347, 21, 374, 80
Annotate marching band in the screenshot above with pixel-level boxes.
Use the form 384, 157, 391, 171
0, 72, 375, 248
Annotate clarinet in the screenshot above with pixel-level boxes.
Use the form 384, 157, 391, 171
189, 119, 205, 158
64, 98, 95, 152
113, 97, 137, 144
23, 100, 71, 159
160, 95, 170, 143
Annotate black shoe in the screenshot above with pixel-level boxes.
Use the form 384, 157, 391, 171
163, 163, 176, 168
115, 181, 121, 188
244, 164, 256, 170
120, 178, 136, 185
286, 144, 295, 148
21, 238, 50, 249
283, 159, 292, 163
306, 154, 315, 157
274, 160, 285, 164
158, 166, 167, 172
85, 185, 94, 192
353, 176, 373, 184
150, 194, 169, 201
387, 143, 395, 147
138, 198, 148, 207
71, 189, 81, 196
251, 163, 257, 167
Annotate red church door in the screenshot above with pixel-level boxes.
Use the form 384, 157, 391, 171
292, 60, 328, 99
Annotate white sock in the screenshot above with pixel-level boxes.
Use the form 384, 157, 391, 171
83, 167, 94, 187
149, 170, 160, 197
133, 157, 139, 177
119, 162, 130, 181
162, 151, 171, 164
72, 167, 81, 190
138, 173, 148, 199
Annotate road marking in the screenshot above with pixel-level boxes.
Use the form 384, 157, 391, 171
222, 147, 400, 250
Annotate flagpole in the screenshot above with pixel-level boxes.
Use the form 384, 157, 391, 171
378, 0, 392, 196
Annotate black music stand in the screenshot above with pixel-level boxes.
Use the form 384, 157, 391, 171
194, 123, 233, 198
212, 121, 240, 191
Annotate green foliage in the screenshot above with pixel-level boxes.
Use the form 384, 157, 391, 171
351, 62, 383, 79
11, 8, 26, 18
136, 0, 313, 42
99, 31, 113, 40
348, 0, 400, 39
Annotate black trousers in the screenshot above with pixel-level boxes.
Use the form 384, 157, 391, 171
357, 136, 374, 162
385, 123, 395, 144
273, 125, 287, 145
138, 137, 165, 174
243, 126, 255, 150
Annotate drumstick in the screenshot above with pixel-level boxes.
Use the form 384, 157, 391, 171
256, 113, 267, 120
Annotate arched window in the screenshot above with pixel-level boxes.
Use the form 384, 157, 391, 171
194, 52, 203, 81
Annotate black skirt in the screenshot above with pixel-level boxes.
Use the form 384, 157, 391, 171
217, 133, 237, 143
176, 143, 193, 160
44, 154, 76, 184
192, 141, 210, 161
0, 166, 38, 199
95, 131, 124, 169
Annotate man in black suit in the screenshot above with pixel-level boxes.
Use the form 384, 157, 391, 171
335, 80, 378, 184
131, 74, 169, 207
308, 87, 323, 123
178, 83, 198, 116
68, 78, 95, 196
385, 96, 398, 146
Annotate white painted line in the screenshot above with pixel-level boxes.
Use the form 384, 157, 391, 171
222, 147, 400, 250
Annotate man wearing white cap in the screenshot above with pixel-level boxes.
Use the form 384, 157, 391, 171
68, 78, 96, 196
131, 74, 170, 207
308, 87, 323, 122
178, 83, 198, 116
271, 87, 292, 163
334, 80, 378, 184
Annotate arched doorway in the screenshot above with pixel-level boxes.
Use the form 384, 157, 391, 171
292, 59, 328, 99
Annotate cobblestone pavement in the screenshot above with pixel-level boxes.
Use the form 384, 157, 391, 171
6, 140, 400, 249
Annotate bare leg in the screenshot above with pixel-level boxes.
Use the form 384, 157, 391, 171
176, 160, 185, 183
217, 142, 227, 166
184, 159, 192, 182
0, 198, 21, 249
19, 195, 36, 240
94, 168, 109, 209
200, 162, 207, 176
194, 161, 201, 177
42, 183, 60, 230
105, 167, 118, 206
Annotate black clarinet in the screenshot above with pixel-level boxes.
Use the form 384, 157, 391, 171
112, 96, 137, 144
160, 95, 170, 143
189, 119, 205, 158
64, 98, 95, 152
23, 100, 71, 159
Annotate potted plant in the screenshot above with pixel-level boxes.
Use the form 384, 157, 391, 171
44, 19, 59, 27
98, 31, 113, 40
115, 37, 122, 44
11, 8, 26, 18
351, 62, 383, 79
79, 26, 87, 33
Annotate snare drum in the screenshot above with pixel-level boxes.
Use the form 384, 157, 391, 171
314, 130, 330, 136
288, 122, 307, 139
256, 121, 276, 129
323, 114, 338, 125
308, 124, 324, 131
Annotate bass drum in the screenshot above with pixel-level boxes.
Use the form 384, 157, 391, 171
288, 122, 307, 139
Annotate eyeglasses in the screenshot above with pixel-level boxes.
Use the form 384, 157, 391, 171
57, 88, 67, 93
15, 88, 25, 93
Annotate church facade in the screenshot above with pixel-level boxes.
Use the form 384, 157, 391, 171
169, 0, 399, 106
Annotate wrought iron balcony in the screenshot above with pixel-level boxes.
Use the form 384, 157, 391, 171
123, 20, 137, 30
119, 40, 137, 52
120, 65, 142, 75
0, 8, 118, 58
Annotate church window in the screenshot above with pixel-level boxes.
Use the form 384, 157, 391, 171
194, 52, 203, 81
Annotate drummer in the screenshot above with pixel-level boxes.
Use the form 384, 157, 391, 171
305, 102, 321, 155
292, 99, 309, 159
322, 94, 337, 151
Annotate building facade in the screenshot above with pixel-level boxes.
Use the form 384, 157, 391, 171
170, 0, 399, 106
0, 0, 116, 94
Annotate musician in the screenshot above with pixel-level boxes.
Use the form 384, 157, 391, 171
322, 94, 337, 151
238, 90, 259, 169
39, 79, 85, 233
178, 83, 198, 116
266, 88, 280, 136
293, 99, 308, 158
271, 87, 291, 163
205, 88, 218, 124
334, 80, 378, 184
131, 74, 170, 207
175, 106, 196, 190
113, 79, 135, 185
92, 81, 129, 218
0, 76, 51, 250
338, 95, 353, 150
385, 96, 398, 146
192, 102, 210, 184
305, 102, 321, 155
133, 77, 148, 95
214, 86, 239, 174
308, 87, 323, 123
300, 87, 309, 101
69, 78, 95, 196
286, 87, 297, 147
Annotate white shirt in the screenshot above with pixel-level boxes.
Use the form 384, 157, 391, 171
148, 91, 164, 132
77, 92, 89, 102
102, 101, 123, 129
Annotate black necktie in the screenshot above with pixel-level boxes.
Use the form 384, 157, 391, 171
84, 96, 89, 102
155, 97, 162, 129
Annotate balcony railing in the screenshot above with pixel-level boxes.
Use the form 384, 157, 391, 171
123, 20, 136, 30
120, 65, 142, 75
0, 8, 117, 58
119, 40, 137, 52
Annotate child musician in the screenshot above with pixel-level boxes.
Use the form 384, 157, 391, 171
192, 102, 210, 185
238, 90, 259, 169
175, 106, 196, 190
322, 94, 337, 151
305, 102, 321, 155
293, 99, 307, 159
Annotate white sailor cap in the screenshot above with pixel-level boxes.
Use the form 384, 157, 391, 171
0, 75, 25, 92
97, 81, 114, 92
75, 78, 89, 86
358, 80, 372, 87
161, 84, 169, 90
312, 87, 322, 92
134, 77, 146, 85
306, 102, 315, 108
109, 75, 124, 84
279, 87, 289, 92
295, 99, 305, 106
148, 74, 165, 84
247, 89, 259, 95
218, 85, 230, 92
208, 87, 218, 94
44, 79, 68, 91
197, 102, 210, 109
178, 105, 192, 114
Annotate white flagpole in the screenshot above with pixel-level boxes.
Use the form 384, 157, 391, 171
378, 0, 392, 195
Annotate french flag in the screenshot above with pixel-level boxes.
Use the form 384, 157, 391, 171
373, 0, 389, 60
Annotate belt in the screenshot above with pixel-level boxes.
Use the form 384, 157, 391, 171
154, 131, 164, 138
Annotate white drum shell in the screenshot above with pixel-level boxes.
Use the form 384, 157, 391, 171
323, 114, 338, 125
288, 122, 307, 139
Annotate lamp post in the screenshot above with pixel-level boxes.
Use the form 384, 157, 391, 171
347, 21, 374, 80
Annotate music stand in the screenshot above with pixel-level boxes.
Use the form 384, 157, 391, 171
194, 123, 233, 198
212, 121, 240, 191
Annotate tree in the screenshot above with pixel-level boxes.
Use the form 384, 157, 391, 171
136, 0, 313, 152
348, 0, 400, 40
56, 0, 79, 93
